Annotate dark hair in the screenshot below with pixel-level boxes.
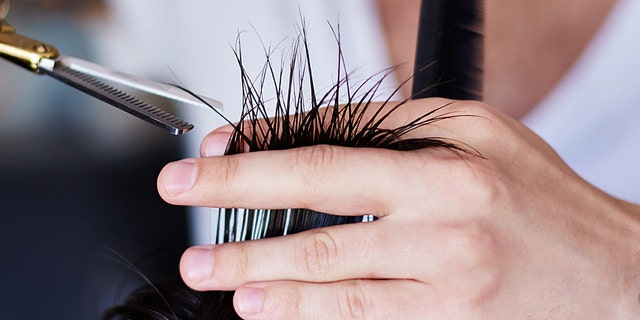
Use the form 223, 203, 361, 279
103, 5, 483, 317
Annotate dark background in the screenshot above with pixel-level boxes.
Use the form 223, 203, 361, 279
1, 2, 189, 318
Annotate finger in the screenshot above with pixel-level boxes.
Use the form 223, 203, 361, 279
200, 130, 233, 157
232, 279, 443, 320
160, 139, 489, 218
181, 222, 384, 291
179, 219, 483, 291
158, 145, 422, 215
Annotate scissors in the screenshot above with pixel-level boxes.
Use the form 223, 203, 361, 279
0, 0, 222, 135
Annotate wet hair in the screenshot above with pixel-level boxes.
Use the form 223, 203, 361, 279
103, 2, 483, 318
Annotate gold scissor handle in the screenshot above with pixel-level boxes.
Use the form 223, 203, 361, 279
0, 12, 223, 135
0, 20, 59, 73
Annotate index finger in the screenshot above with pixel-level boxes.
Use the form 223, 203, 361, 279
158, 145, 417, 216
0, 0, 9, 20
160, 98, 482, 215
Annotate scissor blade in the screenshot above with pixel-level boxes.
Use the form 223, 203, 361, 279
41, 63, 194, 135
59, 56, 223, 111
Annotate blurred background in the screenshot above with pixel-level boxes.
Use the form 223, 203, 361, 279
2, 0, 639, 318
0, 0, 395, 318
0, 1, 189, 318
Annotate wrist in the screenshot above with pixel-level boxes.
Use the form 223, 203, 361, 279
567, 190, 640, 318
626, 205, 640, 317
614, 201, 640, 318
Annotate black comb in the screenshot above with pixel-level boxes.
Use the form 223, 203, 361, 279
412, 0, 484, 100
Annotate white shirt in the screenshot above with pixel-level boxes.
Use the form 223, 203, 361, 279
523, 0, 640, 203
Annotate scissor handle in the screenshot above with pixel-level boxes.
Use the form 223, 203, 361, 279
0, 16, 222, 135
0, 21, 59, 73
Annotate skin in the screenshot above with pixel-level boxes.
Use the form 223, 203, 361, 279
0, 0, 9, 20
158, 0, 640, 318
375, 0, 618, 118
158, 99, 640, 319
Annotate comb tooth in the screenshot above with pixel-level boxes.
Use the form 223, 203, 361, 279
43, 66, 193, 134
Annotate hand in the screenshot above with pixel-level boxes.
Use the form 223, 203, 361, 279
0, 0, 9, 20
158, 98, 640, 319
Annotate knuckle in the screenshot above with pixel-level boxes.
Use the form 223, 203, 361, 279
223, 156, 242, 188
441, 100, 494, 128
469, 164, 502, 204
291, 145, 343, 188
449, 162, 504, 211
296, 230, 340, 278
445, 221, 500, 272
451, 100, 495, 123
448, 99, 488, 115
449, 279, 501, 319
440, 223, 503, 316
212, 155, 242, 192
211, 243, 250, 284
337, 280, 371, 320
447, 100, 511, 147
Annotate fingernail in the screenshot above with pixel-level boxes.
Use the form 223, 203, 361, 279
183, 245, 215, 284
236, 286, 264, 316
162, 160, 198, 195
203, 132, 231, 157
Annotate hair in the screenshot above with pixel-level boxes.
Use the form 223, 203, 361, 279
103, 6, 483, 318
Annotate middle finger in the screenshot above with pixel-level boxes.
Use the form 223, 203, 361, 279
180, 218, 463, 291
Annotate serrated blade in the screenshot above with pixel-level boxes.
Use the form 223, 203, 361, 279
42, 64, 194, 135
60, 56, 223, 112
